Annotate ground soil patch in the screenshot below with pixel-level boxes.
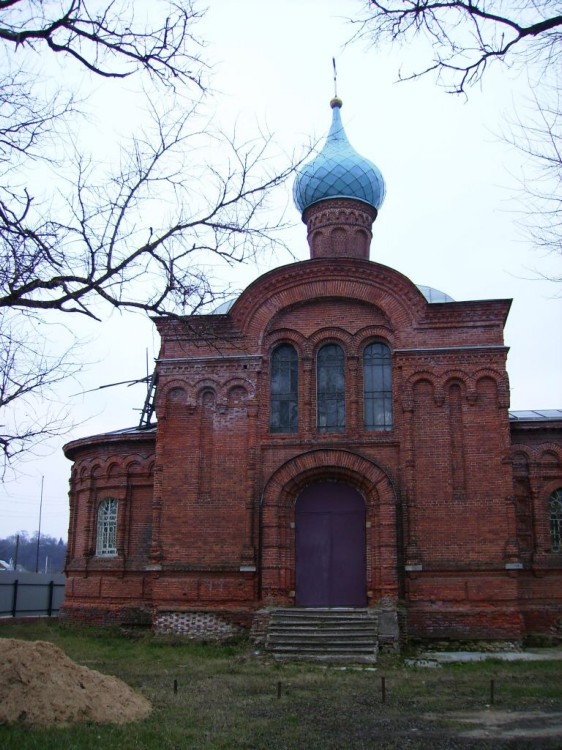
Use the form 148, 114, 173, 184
0, 638, 151, 727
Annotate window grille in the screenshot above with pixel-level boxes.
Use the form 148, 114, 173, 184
270, 344, 298, 433
550, 488, 562, 552
96, 498, 118, 557
363, 342, 393, 431
317, 343, 345, 433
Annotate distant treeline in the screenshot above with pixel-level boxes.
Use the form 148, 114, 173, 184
0, 533, 67, 573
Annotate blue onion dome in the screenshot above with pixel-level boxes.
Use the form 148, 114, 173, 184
293, 97, 386, 215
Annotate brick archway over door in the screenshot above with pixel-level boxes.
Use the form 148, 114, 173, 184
296, 481, 367, 607
260, 449, 399, 605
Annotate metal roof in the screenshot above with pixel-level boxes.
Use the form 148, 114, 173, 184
293, 99, 385, 215
509, 409, 562, 421
416, 285, 455, 303
212, 298, 237, 314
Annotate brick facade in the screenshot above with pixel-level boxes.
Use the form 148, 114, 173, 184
62, 246, 562, 642
62, 107, 562, 642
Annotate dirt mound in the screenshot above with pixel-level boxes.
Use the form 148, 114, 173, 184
0, 638, 152, 727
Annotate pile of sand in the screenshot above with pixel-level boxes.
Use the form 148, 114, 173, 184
0, 638, 152, 727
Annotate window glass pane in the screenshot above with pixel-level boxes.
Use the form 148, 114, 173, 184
550, 488, 562, 552
270, 344, 298, 433
364, 343, 393, 431
96, 498, 118, 557
317, 344, 345, 433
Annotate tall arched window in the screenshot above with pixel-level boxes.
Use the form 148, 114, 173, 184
96, 498, 118, 557
270, 344, 298, 433
363, 342, 393, 431
317, 343, 345, 433
550, 488, 562, 552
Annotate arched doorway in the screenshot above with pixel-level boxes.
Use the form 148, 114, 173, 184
295, 481, 367, 607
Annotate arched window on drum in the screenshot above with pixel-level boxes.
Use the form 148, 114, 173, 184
363, 342, 393, 431
270, 344, 298, 433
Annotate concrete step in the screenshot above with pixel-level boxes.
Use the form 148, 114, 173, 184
268, 641, 377, 650
272, 608, 375, 617
271, 616, 377, 625
270, 642, 376, 652
268, 629, 376, 638
269, 619, 375, 624
265, 608, 379, 664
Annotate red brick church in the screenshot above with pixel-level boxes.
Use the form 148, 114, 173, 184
63, 98, 562, 646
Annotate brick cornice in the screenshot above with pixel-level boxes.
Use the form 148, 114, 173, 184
395, 346, 509, 357
64, 429, 156, 460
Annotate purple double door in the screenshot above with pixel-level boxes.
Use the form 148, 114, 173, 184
295, 481, 367, 607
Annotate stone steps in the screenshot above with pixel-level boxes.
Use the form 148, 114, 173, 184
265, 608, 379, 663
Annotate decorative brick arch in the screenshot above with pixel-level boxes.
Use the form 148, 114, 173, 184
156, 380, 189, 412
474, 367, 507, 386
229, 258, 425, 342
125, 455, 153, 476
264, 328, 308, 354
161, 381, 188, 399
474, 368, 510, 408
193, 378, 220, 402
443, 370, 472, 392
406, 371, 439, 392
543, 478, 562, 497
513, 442, 562, 464
260, 449, 399, 605
354, 326, 395, 357
222, 376, 255, 401
537, 444, 562, 466
403, 372, 439, 411
308, 327, 354, 354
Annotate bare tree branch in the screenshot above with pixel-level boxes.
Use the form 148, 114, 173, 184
0, 0, 206, 87
504, 85, 562, 265
0, 1, 303, 468
0, 311, 80, 473
350, 1, 562, 270
352, 1, 562, 93
0, 104, 299, 318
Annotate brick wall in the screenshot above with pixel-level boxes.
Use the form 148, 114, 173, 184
62, 255, 562, 643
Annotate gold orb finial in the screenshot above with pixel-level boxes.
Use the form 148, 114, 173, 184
331, 58, 342, 109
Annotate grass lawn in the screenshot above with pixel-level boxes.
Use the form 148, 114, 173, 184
1, 620, 561, 749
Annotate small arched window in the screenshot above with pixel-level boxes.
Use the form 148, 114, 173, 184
363, 342, 392, 431
96, 498, 118, 557
270, 344, 298, 433
550, 488, 562, 552
317, 343, 345, 433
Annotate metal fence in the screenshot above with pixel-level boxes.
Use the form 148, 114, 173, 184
0, 571, 66, 617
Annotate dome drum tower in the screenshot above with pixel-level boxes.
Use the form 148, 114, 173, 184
303, 197, 377, 260
293, 97, 385, 261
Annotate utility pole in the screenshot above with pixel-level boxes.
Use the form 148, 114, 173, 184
35, 476, 44, 573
